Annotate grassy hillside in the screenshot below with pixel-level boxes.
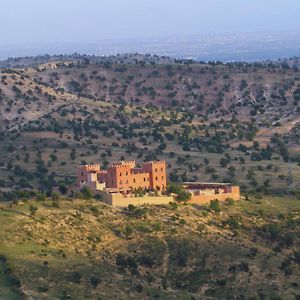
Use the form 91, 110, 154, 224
0, 55, 299, 197
0, 196, 299, 299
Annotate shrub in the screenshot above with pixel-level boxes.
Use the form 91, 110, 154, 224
225, 198, 235, 206
51, 192, 60, 201
294, 251, 300, 264
29, 205, 38, 216
282, 232, 295, 247
116, 254, 127, 267
179, 219, 186, 225
133, 187, 146, 197
169, 201, 178, 210
127, 256, 138, 270
36, 192, 46, 202
124, 224, 134, 238
135, 284, 143, 293
280, 259, 293, 275
81, 187, 93, 200
70, 271, 82, 283
152, 221, 162, 231
226, 216, 240, 232
0, 254, 7, 263
209, 199, 221, 213
52, 201, 60, 208
239, 262, 249, 272
140, 255, 154, 268
59, 183, 68, 194
247, 247, 258, 259
90, 206, 100, 216
90, 275, 101, 288
167, 184, 191, 202
177, 190, 191, 202
127, 205, 147, 219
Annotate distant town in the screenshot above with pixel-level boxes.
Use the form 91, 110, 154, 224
1, 31, 300, 62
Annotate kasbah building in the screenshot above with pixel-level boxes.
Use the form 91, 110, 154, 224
76, 160, 240, 207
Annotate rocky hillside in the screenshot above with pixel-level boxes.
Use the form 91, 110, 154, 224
0, 196, 299, 299
1, 55, 300, 131
0, 55, 299, 196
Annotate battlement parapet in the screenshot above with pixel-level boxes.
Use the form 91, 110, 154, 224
110, 161, 136, 168
143, 161, 166, 165
112, 160, 136, 166
110, 164, 131, 169
78, 164, 100, 169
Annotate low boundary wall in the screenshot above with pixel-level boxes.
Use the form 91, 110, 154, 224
97, 190, 174, 207
71, 186, 240, 206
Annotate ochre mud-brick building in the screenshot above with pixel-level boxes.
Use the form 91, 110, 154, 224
183, 182, 240, 203
76, 161, 241, 207
77, 160, 167, 192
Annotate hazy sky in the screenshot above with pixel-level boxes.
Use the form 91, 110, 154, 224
1, 0, 300, 46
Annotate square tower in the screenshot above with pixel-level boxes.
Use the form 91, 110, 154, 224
142, 161, 167, 191
77, 164, 101, 187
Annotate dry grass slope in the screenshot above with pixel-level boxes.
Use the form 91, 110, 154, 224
0, 196, 299, 299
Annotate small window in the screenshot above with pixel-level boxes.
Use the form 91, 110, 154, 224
126, 180, 128, 184
133, 179, 136, 183
119, 172, 122, 176
144, 178, 146, 182
155, 177, 158, 180
162, 176, 164, 180
126, 172, 128, 175
161, 168, 163, 171
155, 168, 158, 172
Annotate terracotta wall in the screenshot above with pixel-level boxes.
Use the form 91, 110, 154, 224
189, 186, 240, 204
142, 161, 167, 191
106, 164, 151, 190
130, 172, 151, 189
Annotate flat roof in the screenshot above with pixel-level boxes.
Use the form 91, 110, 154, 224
183, 182, 231, 186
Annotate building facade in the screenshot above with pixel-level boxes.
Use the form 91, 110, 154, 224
183, 182, 240, 203
77, 160, 167, 192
